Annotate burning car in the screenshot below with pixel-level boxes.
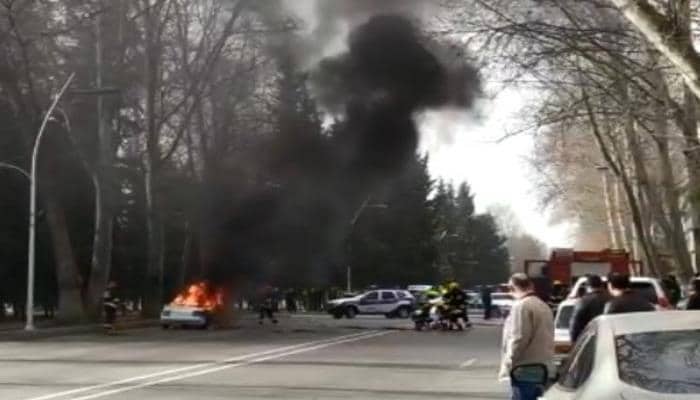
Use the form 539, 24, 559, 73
160, 281, 224, 329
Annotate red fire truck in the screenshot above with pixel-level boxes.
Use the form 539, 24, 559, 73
524, 248, 643, 301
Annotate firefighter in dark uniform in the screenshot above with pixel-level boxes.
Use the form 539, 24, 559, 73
444, 282, 470, 330
103, 281, 119, 331
257, 284, 278, 325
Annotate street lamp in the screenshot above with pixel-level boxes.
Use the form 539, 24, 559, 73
0, 162, 31, 180
25, 73, 76, 331
346, 198, 389, 293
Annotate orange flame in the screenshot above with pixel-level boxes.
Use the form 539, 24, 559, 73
170, 281, 224, 311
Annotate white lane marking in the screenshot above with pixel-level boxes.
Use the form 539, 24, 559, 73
68, 330, 393, 400
24, 331, 379, 400
459, 358, 477, 368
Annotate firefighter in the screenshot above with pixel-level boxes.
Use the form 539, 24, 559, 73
444, 281, 470, 330
103, 281, 119, 331
257, 284, 278, 325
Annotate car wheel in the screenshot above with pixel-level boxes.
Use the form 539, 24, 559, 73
397, 307, 410, 319
161, 324, 170, 330
345, 306, 357, 319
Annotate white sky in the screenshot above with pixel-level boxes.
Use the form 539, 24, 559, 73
418, 88, 575, 248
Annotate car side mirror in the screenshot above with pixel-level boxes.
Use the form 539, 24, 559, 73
553, 357, 568, 381
510, 364, 549, 386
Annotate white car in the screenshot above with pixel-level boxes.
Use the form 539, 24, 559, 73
541, 311, 700, 399
327, 289, 414, 319
568, 275, 672, 309
491, 292, 515, 317
160, 304, 213, 329
553, 298, 578, 357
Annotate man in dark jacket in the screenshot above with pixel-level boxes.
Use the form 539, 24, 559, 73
686, 279, 700, 310
569, 275, 610, 342
481, 286, 493, 320
604, 273, 655, 314
663, 274, 682, 306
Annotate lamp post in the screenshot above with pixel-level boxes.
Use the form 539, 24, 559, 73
25, 73, 76, 331
346, 198, 388, 293
0, 162, 30, 180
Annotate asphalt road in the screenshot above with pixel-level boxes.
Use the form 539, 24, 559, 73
0, 314, 508, 400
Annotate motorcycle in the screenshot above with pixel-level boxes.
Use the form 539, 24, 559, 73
412, 297, 443, 330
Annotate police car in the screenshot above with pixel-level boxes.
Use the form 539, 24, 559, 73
327, 289, 415, 319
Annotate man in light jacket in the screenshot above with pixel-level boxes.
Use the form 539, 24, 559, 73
499, 273, 554, 400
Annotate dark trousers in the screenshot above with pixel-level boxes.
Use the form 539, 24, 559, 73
511, 382, 542, 400
483, 303, 492, 320
104, 306, 116, 327
259, 307, 275, 321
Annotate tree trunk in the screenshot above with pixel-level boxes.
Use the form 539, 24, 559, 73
678, 0, 700, 275
86, 14, 115, 320
681, 86, 700, 274
43, 196, 85, 322
655, 133, 694, 278
584, 80, 660, 276
142, 159, 164, 317
609, 0, 700, 100
140, 0, 165, 317
613, 180, 631, 252
177, 220, 191, 290
649, 65, 694, 279
600, 170, 620, 248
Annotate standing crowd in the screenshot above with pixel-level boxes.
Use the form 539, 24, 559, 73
500, 272, 700, 400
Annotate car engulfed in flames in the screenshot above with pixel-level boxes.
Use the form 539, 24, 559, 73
160, 281, 224, 329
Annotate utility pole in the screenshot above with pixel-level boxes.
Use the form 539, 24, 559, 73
346, 197, 388, 293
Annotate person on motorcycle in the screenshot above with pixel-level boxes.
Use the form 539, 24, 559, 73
412, 287, 442, 330
444, 281, 470, 330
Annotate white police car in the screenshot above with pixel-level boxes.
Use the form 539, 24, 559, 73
327, 289, 414, 319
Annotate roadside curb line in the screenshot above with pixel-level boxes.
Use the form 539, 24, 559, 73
0, 319, 158, 341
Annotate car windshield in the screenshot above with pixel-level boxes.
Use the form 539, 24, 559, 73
616, 330, 700, 394
555, 305, 575, 329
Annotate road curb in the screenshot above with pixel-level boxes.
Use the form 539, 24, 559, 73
0, 318, 159, 341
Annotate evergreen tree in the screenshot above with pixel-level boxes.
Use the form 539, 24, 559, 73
433, 182, 511, 285
349, 156, 437, 288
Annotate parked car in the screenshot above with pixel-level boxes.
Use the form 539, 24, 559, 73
407, 284, 433, 297
568, 276, 672, 309
160, 304, 214, 329
491, 292, 514, 318
326, 289, 414, 319
540, 311, 700, 399
553, 298, 578, 361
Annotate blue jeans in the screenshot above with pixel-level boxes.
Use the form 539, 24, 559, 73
511, 382, 543, 400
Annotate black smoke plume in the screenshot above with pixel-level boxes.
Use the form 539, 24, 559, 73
203, 14, 480, 289
314, 14, 480, 188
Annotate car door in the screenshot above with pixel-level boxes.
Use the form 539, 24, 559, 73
543, 325, 597, 400
380, 291, 398, 313
357, 291, 380, 314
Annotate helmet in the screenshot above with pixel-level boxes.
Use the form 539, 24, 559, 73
448, 282, 460, 290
